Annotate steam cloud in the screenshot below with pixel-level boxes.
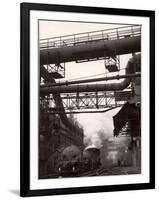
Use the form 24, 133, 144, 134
76, 108, 120, 148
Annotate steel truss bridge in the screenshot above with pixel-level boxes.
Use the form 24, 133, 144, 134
40, 89, 133, 114
40, 25, 141, 113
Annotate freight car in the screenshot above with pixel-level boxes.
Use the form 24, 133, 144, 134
57, 145, 101, 177
83, 146, 101, 170
57, 145, 82, 176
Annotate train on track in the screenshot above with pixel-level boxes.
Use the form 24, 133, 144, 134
57, 145, 101, 177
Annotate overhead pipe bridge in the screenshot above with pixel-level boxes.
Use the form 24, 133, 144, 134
41, 54, 141, 95
40, 25, 141, 65
40, 25, 141, 113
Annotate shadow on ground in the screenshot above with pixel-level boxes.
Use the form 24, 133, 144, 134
9, 189, 19, 196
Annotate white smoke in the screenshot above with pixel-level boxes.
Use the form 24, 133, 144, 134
76, 108, 121, 148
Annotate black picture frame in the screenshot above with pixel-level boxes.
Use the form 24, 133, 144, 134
20, 2, 155, 197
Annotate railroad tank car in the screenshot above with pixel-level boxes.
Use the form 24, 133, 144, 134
83, 146, 101, 170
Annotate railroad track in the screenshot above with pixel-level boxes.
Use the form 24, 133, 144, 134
40, 166, 141, 179
78, 167, 110, 177
79, 166, 141, 177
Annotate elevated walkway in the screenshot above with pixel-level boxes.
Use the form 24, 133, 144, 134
40, 25, 141, 65
40, 25, 141, 50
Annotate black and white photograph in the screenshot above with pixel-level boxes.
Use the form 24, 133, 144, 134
39, 21, 141, 179
20, 3, 155, 197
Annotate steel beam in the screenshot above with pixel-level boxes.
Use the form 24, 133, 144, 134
40, 90, 133, 112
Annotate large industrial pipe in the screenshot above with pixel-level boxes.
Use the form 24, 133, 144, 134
40, 36, 141, 65
41, 73, 140, 88
40, 54, 141, 95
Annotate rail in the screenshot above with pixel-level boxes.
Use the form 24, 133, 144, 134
40, 25, 141, 49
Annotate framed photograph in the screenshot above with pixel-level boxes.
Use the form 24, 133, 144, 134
20, 3, 155, 197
